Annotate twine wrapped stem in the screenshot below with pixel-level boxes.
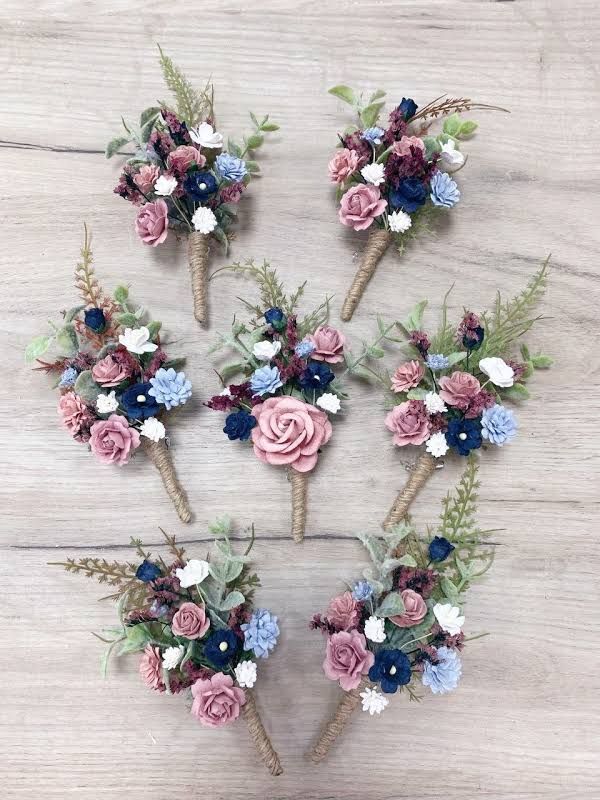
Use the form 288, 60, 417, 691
142, 438, 192, 524
241, 689, 283, 776
341, 228, 393, 321
310, 676, 369, 763
289, 468, 309, 543
382, 451, 437, 530
188, 230, 210, 326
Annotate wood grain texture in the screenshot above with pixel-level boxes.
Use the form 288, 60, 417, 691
1, 0, 599, 797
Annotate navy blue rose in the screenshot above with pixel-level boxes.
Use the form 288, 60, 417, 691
119, 382, 161, 420
446, 417, 482, 456
463, 326, 485, 351
299, 361, 335, 393
183, 170, 218, 201
84, 307, 106, 333
368, 648, 412, 693
389, 178, 428, 213
399, 97, 418, 120
429, 536, 455, 562
204, 629, 240, 667
223, 409, 257, 441
135, 560, 162, 582
264, 307, 287, 331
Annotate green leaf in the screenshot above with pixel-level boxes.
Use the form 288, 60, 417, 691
446, 351, 467, 367
73, 370, 101, 405
458, 120, 478, 138
140, 106, 161, 127
531, 354, 553, 369
423, 135, 440, 159
357, 531, 386, 567
245, 133, 264, 150
369, 89, 386, 103
328, 85, 357, 105
105, 136, 129, 159
440, 577, 460, 602
397, 554, 417, 568
147, 321, 162, 340
211, 225, 230, 253
367, 345, 385, 359
116, 312, 138, 327
375, 591, 405, 618
520, 343, 531, 361
502, 383, 530, 401
55, 324, 78, 355
360, 101, 385, 128
407, 388, 427, 400
65, 304, 85, 323
162, 357, 186, 371
228, 138, 242, 157
261, 121, 279, 131
118, 624, 152, 655
404, 300, 428, 332
113, 285, 129, 304
442, 113, 461, 137
25, 335, 52, 363
245, 160, 260, 174
219, 590, 245, 611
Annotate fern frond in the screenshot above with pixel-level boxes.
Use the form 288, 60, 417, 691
157, 44, 213, 126
74, 224, 102, 306
49, 557, 138, 587
437, 456, 480, 545
159, 527, 186, 562
412, 96, 508, 123
221, 260, 307, 321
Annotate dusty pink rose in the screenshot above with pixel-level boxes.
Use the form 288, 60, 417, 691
390, 589, 428, 628
392, 135, 426, 158
135, 200, 169, 246
438, 371, 481, 410
251, 396, 332, 473
167, 145, 206, 174
385, 400, 431, 447
133, 164, 160, 194
327, 592, 360, 631
139, 645, 165, 692
58, 391, 93, 435
323, 631, 375, 691
307, 325, 346, 364
171, 602, 210, 640
391, 360, 425, 393
328, 148, 362, 184
92, 354, 132, 387
338, 184, 387, 231
89, 414, 140, 465
191, 672, 246, 728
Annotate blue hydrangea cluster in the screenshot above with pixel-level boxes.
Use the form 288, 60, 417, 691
426, 353, 450, 371
422, 646, 462, 694
148, 368, 192, 411
361, 126, 385, 145
295, 339, 316, 358
481, 404, 517, 445
351, 580, 374, 602
250, 365, 283, 396
241, 609, 280, 658
59, 366, 78, 388
430, 172, 461, 208
215, 152, 247, 183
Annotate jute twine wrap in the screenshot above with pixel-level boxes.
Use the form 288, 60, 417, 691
142, 438, 192, 524
341, 228, 393, 322
188, 230, 210, 326
289, 469, 309, 543
241, 689, 283, 776
310, 676, 369, 763
382, 451, 437, 530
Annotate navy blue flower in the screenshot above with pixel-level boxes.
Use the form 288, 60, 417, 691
399, 97, 418, 120
204, 629, 240, 667
389, 178, 428, 213
119, 382, 161, 420
299, 361, 335, 392
428, 536, 455, 562
463, 326, 485, 351
264, 307, 287, 330
446, 417, 482, 456
184, 170, 218, 201
84, 307, 106, 332
368, 648, 412, 693
223, 409, 257, 441
135, 560, 161, 582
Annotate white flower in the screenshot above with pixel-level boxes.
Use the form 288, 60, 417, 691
316, 393, 341, 414
253, 340, 282, 361
426, 432, 449, 458
424, 391, 447, 415
388, 210, 412, 234
479, 357, 514, 388
360, 686, 389, 716
154, 175, 178, 196
118, 326, 158, 355
360, 162, 385, 186
140, 417, 166, 442
440, 139, 465, 169
364, 615, 386, 643
235, 660, 257, 688
433, 602, 465, 635
192, 206, 218, 234
96, 390, 118, 414
190, 122, 223, 149
162, 645, 184, 671
219, 387, 232, 397
175, 559, 210, 588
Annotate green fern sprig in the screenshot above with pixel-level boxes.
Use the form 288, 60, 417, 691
437, 455, 480, 544
218, 259, 309, 322
157, 44, 213, 127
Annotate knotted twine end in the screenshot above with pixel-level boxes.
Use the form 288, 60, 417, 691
142, 438, 192, 524
241, 689, 283, 776
341, 228, 393, 322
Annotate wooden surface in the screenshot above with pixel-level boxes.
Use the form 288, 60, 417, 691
1, 1, 599, 798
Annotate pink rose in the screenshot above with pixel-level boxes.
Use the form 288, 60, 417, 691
139, 645, 165, 692
191, 672, 246, 728
328, 148, 362, 184
167, 145, 206, 175
251, 396, 332, 473
385, 400, 431, 447
323, 631, 375, 691
339, 184, 387, 231
58, 391, 94, 435
89, 414, 140, 465
390, 589, 428, 628
392, 136, 426, 158
171, 602, 210, 640
133, 165, 160, 194
438, 371, 481, 410
92, 354, 132, 387
307, 325, 346, 364
391, 360, 425, 393
327, 592, 360, 631
135, 200, 169, 247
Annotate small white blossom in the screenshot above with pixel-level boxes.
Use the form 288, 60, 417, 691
426, 432, 449, 458
388, 210, 412, 234
190, 122, 223, 149
235, 660, 258, 688
479, 357, 514, 388
118, 326, 158, 355
192, 206, 218, 234
433, 602, 465, 635
162, 645, 184, 671
253, 340, 282, 361
360, 162, 385, 186
96, 390, 118, 414
175, 559, 210, 588
316, 392, 341, 414
140, 417, 166, 442
440, 139, 465, 169
364, 615, 386, 643
424, 391, 447, 415
154, 175, 178, 196
219, 387, 232, 397
360, 686, 389, 716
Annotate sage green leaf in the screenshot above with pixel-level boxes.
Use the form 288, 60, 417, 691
140, 106, 162, 127
503, 383, 530, 401
407, 388, 427, 400
116, 312, 138, 327
245, 160, 260, 173
25, 335, 52, 363
396, 554, 417, 568
357, 531, 386, 566
147, 321, 162, 340
55, 324, 78, 355
442, 113, 461, 137
458, 120, 478, 138
531, 354, 553, 368
261, 122, 279, 131
73, 370, 101, 405
211, 225, 229, 253
65, 305, 85, 323
369, 88, 386, 103
228, 139, 242, 157
162, 358, 186, 371
219, 590, 245, 611
328, 85, 357, 105
446, 351, 467, 367
403, 300, 428, 331
118, 623, 152, 655
246, 133, 264, 150
440, 577, 459, 602
360, 101, 385, 128
114, 285, 129, 304
423, 135, 440, 159
367, 345, 385, 359
105, 136, 129, 159
376, 591, 405, 618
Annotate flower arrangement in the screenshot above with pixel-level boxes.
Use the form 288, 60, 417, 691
309, 459, 492, 761
327, 85, 506, 320
26, 227, 193, 522
51, 520, 283, 776
107, 46, 278, 326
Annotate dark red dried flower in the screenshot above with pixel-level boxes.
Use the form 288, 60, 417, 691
507, 359, 527, 381
341, 131, 371, 163
114, 166, 143, 205
143, 348, 167, 381
429, 623, 466, 651
220, 182, 245, 204
465, 388, 496, 419
396, 567, 438, 599
409, 330, 431, 356
160, 109, 191, 145
149, 575, 181, 605
111, 345, 142, 378
309, 614, 338, 635
149, 129, 175, 162
429, 413, 448, 434
383, 107, 408, 144
284, 315, 299, 348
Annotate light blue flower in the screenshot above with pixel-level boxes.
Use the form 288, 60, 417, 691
58, 366, 78, 388
148, 367, 192, 411
481, 404, 517, 446
430, 172, 461, 208
426, 354, 450, 371
352, 580, 374, 602
295, 339, 316, 358
215, 152, 247, 183
250, 365, 283, 396
241, 609, 280, 658
361, 126, 385, 145
422, 646, 462, 694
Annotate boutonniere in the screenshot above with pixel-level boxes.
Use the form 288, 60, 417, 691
26, 227, 193, 522
327, 85, 506, 319
107, 46, 278, 327
309, 460, 489, 761
51, 521, 283, 775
